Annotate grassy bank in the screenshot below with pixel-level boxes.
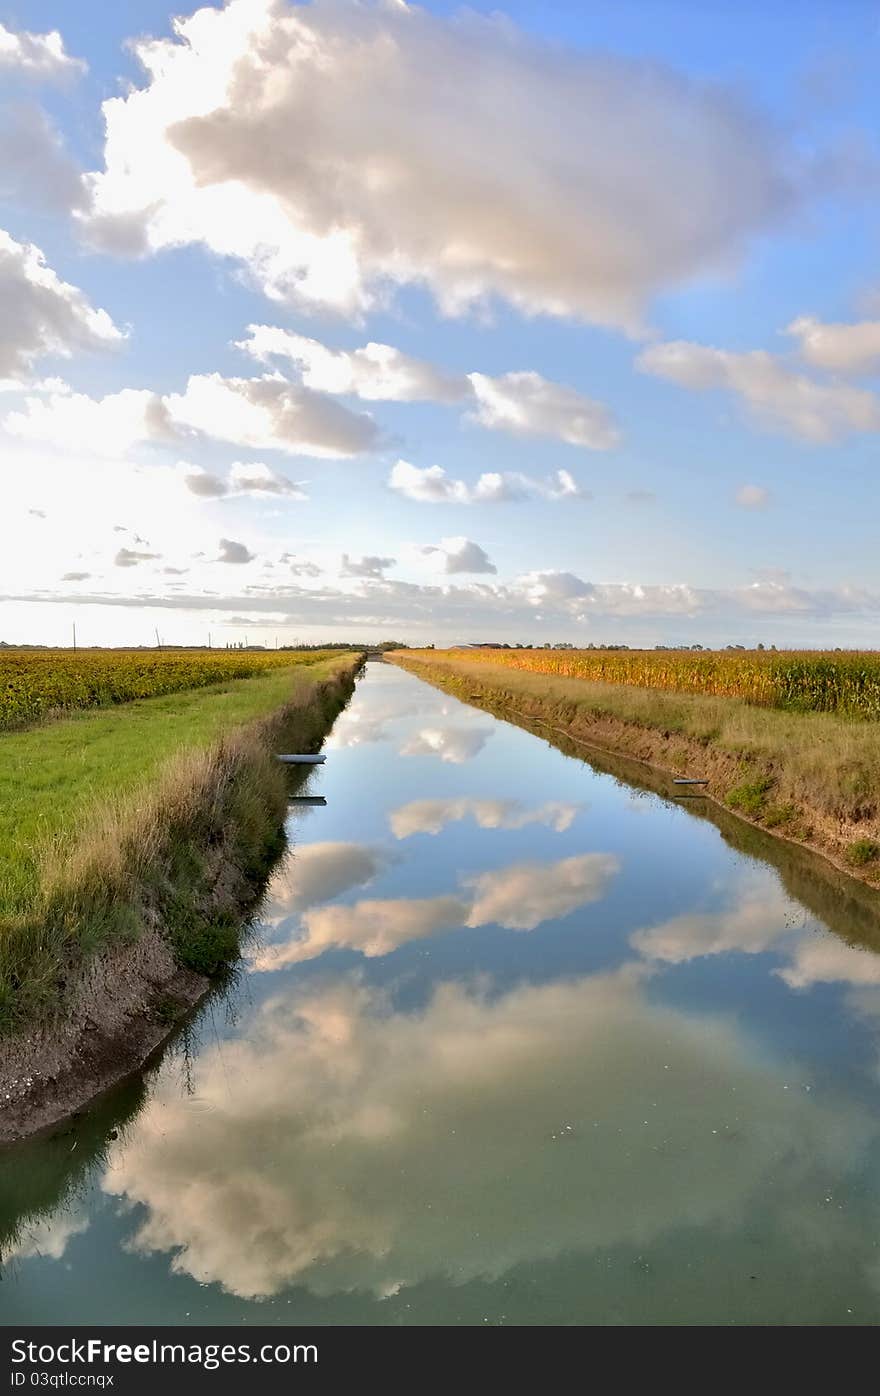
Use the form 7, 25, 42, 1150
0, 654, 361, 1035
391, 651, 880, 886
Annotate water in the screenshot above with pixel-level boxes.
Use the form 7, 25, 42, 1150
4, 661, 880, 1326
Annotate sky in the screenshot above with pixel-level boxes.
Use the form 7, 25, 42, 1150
1, 0, 879, 649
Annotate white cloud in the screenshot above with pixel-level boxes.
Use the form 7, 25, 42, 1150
115, 546, 160, 568
468, 371, 619, 448
256, 842, 387, 936
465, 853, 620, 931
182, 466, 227, 498
217, 537, 254, 564
164, 373, 379, 457
98, 970, 868, 1301
388, 460, 589, 505
6, 385, 163, 454
735, 484, 770, 509
638, 339, 880, 442
237, 325, 468, 402
263, 894, 470, 967
0, 21, 85, 79
229, 460, 307, 496
631, 879, 794, 966
777, 939, 880, 991
6, 372, 379, 458
0, 230, 122, 383
421, 537, 497, 575
82, 0, 797, 330
340, 554, 396, 579
257, 847, 618, 966
786, 314, 880, 376
183, 461, 307, 499
390, 798, 582, 839
401, 724, 492, 765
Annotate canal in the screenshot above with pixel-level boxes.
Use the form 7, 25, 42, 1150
4, 660, 880, 1325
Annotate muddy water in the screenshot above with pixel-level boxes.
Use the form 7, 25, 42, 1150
4, 661, 880, 1325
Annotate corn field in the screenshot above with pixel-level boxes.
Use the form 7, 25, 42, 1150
0, 649, 342, 732
423, 648, 880, 720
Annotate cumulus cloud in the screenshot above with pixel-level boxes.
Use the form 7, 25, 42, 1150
735, 484, 770, 509
401, 724, 492, 765
776, 938, 880, 991
0, 230, 122, 383
164, 373, 379, 457
257, 842, 388, 937
96, 968, 869, 1302
6, 385, 165, 454
0, 21, 85, 79
0, 103, 85, 213
283, 555, 322, 578
465, 853, 620, 932
258, 848, 618, 967
340, 553, 396, 579
468, 371, 619, 448
82, 0, 797, 330
390, 798, 582, 839
638, 339, 880, 442
631, 878, 795, 966
630, 871, 880, 997
6, 371, 378, 458
388, 460, 588, 505
181, 466, 227, 498
421, 537, 496, 575
237, 326, 468, 402
183, 461, 307, 498
115, 547, 160, 567
786, 314, 880, 376
217, 537, 254, 564
268, 894, 470, 967
61, 570, 91, 582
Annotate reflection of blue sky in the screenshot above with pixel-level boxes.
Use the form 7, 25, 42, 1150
10, 662, 880, 1324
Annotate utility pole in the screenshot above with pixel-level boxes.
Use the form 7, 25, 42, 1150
72, 622, 77, 652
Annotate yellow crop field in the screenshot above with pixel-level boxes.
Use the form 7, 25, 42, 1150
420, 648, 880, 720
0, 648, 343, 731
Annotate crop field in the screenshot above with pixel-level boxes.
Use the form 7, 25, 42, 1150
419, 648, 880, 720
0, 648, 340, 731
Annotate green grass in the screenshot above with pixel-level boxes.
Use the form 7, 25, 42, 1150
726, 775, 774, 817
0, 655, 360, 1032
0, 659, 350, 917
846, 839, 880, 868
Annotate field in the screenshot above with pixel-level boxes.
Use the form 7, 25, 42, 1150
0, 652, 361, 1032
0, 648, 340, 731
423, 648, 880, 720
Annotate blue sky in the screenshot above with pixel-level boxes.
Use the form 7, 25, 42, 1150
1, 0, 879, 647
